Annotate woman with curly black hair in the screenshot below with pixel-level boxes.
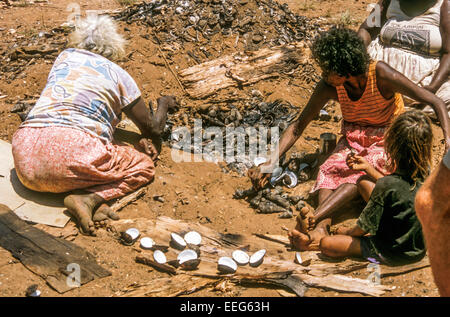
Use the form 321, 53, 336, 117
248, 27, 450, 251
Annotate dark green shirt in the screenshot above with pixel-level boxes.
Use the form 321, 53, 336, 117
357, 172, 426, 264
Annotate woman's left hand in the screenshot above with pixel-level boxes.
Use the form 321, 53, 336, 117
138, 138, 159, 161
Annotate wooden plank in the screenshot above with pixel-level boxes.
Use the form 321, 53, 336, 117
380, 257, 430, 277
254, 233, 290, 246
110, 187, 146, 212
136, 254, 177, 275
0, 205, 111, 293
178, 43, 308, 99
119, 275, 218, 297
297, 273, 394, 297
110, 217, 392, 297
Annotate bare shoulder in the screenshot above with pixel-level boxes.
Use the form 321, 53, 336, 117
375, 61, 395, 80
315, 79, 338, 101
374, 61, 399, 98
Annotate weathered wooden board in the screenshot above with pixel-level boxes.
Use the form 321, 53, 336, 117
119, 275, 218, 297
0, 205, 111, 293
178, 43, 308, 99
111, 216, 393, 297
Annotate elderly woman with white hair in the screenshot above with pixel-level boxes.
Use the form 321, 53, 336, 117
11, 15, 177, 235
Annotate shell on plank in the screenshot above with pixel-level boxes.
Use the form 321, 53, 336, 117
217, 256, 237, 273
249, 249, 266, 267
232, 250, 249, 266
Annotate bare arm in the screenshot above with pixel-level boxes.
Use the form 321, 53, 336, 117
425, 0, 450, 93
123, 96, 177, 160
357, 0, 388, 47
376, 61, 450, 150
123, 97, 165, 138
248, 80, 336, 188
277, 80, 336, 160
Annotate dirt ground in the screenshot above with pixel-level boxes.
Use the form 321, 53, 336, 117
0, 0, 445, 298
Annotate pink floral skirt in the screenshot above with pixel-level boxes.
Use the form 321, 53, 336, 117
311, 122, 390, 193
12, 127, 155, 201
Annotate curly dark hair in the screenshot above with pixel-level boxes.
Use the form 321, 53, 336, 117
311, 27, 370, 77
384, 110, 433, 185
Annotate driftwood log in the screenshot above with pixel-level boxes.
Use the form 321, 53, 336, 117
0, 204, 111, 293
178, 42, 309, 99
110, 187, 146, 212
111, 216, 396, 297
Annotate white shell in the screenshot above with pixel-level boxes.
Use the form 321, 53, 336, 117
140, 237, 155, 249
283, 171, 298, 188
153, 250, 167, 264
232, 250, 249, 265
177, 249, 198, 264
171, 233, 187, 249
125, 228, 140, 240
253, 157, 267, 167
295, 252, 302, 264
184, 231, 202, 246
249, 249, 266, 267
29, 290, 41, 297
217, 257, 237, 273
269, 167, 284, 186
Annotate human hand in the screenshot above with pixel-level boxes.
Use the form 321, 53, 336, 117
157, 95, 179, 113
347, 155, 372, 172
138, 138, 159, 161
248, 165, 270, 190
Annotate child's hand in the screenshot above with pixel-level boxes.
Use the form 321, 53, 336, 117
347, 155, 372, 172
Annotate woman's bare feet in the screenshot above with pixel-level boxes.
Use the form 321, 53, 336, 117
92, 204, 120, 228
295, 205, 316, 233
64, 192, 105, 236
289, 219, 330, 251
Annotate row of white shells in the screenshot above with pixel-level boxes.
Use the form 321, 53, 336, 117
125, 228, 304, 273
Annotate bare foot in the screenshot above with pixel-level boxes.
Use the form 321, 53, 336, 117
295, 205, 315, 233
289, 221, 330, 251
93, 204, 120, 228
64, 193, 104, 236
288, 229, 313, 250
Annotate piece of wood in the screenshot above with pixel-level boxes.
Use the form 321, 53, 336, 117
254, 233, 290, 246
136, 254, 177, 275
0, 205, 111, 293
178, 43, 308, 99
110, 217, 392, 297
298, 273, 394, 297
119, 275, 218, 297
110, 187, 146, 212
380, 257, 430, 277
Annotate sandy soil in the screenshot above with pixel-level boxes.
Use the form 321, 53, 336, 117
0, 0, 444, 298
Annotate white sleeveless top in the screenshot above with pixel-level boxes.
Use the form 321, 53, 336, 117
380, 0, 443, 56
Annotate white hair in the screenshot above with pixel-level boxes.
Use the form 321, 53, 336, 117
69, 15, 126, 60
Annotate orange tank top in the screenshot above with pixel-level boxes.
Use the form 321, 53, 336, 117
336, 61, 404, 127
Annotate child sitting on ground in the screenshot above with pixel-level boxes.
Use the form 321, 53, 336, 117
307, 110, 431, 265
